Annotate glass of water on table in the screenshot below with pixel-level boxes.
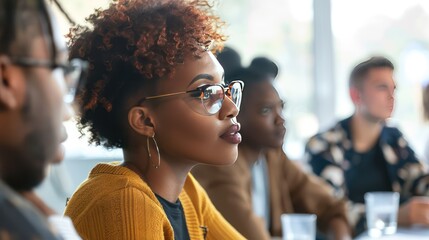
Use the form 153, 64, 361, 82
364, 192, 399, 238
281, 214, 316, 240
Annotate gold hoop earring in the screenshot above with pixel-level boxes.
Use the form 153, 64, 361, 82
147, 134, 161, 169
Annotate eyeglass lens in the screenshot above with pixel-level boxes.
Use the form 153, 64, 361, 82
63, 59, 86, 103
202, 81, 242, 115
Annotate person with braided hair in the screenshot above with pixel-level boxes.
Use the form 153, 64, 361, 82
64, 0, 245, 239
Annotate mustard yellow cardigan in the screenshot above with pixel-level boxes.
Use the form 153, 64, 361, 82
64, 162, 244, 240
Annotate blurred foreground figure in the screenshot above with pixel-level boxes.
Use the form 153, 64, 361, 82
0, 0, 85, 239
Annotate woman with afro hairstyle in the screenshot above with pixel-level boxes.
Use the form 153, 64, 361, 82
64, 0, 245, 239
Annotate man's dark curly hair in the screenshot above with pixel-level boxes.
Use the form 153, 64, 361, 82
69, 0, 226, 149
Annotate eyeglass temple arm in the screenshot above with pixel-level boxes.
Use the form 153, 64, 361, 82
138, 91, 190, 105
137, 82, 242, 105
145, 91, 188, 100
144, 81, 243, 100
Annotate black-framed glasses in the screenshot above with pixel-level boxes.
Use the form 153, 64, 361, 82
139, 80, 244, 115
10, 57, 88, 104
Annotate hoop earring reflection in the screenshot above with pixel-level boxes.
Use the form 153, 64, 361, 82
147, 134, 160, 169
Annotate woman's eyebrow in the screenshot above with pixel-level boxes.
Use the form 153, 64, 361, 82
188, 74, 214, 86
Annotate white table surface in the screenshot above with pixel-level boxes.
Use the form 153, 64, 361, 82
355, 226, 429, 240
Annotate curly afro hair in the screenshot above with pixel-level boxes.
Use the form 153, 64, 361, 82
69, 0, 226, 149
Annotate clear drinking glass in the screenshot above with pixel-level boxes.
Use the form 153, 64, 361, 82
281, 214, 316, 240
365, 192, 400, 238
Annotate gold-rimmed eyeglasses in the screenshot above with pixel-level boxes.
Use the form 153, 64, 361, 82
138, 80, 244, 115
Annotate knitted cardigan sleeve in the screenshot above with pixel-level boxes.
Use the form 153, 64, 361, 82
66, 186, 172, 240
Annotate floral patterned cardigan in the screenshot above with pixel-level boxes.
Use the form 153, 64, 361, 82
306, 117, 429, 229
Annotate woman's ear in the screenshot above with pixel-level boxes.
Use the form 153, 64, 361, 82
128, 106, 155, 137
0, 56, 18, 110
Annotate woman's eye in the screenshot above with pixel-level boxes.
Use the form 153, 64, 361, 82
188, 86, 210, 100
261, 107, 271, 115
202, 91, 211, 100
189, 90, 211, 100
189, 91, 202, 99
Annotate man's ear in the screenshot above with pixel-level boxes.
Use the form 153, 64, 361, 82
349, 86, 361, 105
128, 106, 155, 137
0, 55, 19, 110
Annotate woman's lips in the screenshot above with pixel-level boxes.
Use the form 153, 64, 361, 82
220, 124, 242, 144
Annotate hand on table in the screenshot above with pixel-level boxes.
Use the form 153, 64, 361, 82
398, 197, 429, 227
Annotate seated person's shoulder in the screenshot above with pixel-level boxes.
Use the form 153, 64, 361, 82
68, 162, 145, 199
65, 162, 161, 223
307, 122, 345, 153
383, 123, 411, 147
0, 191, 58, 240
306, 132, 331, 154
383, 123, 403, 138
